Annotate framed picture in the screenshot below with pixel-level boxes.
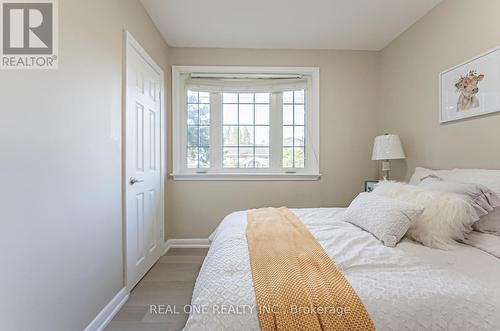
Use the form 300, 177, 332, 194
364, 180, 378, 192
439, 46, 500, 123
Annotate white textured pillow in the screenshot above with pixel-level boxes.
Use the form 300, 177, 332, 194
343, 192, 424, 247
373, 181, 476, 249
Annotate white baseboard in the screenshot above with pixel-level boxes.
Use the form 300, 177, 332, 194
163, 238, 211, 254
84, 287, 129, 331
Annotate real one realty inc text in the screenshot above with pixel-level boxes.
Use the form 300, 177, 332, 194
150, 304, 352, 316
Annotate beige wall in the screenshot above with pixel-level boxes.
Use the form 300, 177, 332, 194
0, 1, 168, 330
166, 48, 379, 238
378, 0, 500, 181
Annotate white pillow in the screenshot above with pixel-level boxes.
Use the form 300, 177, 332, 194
343, 192, 424, 247
373, 181, 476, 249
408, 167, 452, 185
448, 168, 500, 196
410, 167, 500, 194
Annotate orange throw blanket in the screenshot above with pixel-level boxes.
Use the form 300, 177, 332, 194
246, 207, 375, 331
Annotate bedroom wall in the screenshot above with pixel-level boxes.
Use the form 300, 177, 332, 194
166, 47, 379, 238
0, 1, 168, 330
378, 0, 500, 180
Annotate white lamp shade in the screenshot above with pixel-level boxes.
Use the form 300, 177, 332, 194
372, 134, 406, 160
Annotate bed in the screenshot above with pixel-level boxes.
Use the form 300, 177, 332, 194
184, 208, 500, 331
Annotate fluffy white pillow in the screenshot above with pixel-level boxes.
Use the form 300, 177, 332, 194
343, 193, 424, 247
373, 181, 476, 249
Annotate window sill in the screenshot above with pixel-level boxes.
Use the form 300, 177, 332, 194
170, 173, 321, 181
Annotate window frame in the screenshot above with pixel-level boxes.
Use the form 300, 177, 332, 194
172, 66, 320, 181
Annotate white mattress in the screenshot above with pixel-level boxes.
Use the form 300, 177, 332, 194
184, 208, 500, 331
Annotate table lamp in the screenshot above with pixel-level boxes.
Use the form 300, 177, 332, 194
372, 134, 405, 180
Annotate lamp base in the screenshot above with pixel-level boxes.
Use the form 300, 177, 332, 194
381, 160, 390, 180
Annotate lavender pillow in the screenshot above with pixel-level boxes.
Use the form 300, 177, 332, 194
418, 175, 500, 221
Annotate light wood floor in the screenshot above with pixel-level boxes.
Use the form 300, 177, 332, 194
105, 248, 208, 331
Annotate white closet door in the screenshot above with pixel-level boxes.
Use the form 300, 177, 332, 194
125, 33, 164, 290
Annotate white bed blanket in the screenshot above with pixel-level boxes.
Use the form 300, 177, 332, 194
184, 208, 500, 331
463, 231, 500, 258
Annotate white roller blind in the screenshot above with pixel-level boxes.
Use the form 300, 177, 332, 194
184, 76, 309, 93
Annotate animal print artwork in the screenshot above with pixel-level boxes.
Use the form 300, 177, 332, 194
455, 70, 484, 111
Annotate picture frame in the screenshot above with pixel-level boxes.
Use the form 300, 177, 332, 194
439, 46, 500, 123
364, 180, 378, 192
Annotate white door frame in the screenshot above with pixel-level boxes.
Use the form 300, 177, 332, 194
123, 30, 166, 290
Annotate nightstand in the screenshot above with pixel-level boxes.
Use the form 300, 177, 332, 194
364, 180, 378, 192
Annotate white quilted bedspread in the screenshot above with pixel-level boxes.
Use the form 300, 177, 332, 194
184, 208, 500, 331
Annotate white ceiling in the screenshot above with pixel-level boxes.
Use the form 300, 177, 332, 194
140, 0, 442, 51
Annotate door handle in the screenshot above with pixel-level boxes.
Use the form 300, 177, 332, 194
130, 177, 144, 185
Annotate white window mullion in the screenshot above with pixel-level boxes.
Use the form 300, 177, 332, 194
211, 92, 222, 172
269, 92, 282, 172
181, 85, 188, 172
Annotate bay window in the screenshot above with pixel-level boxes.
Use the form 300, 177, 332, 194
172, 66, 320, 180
